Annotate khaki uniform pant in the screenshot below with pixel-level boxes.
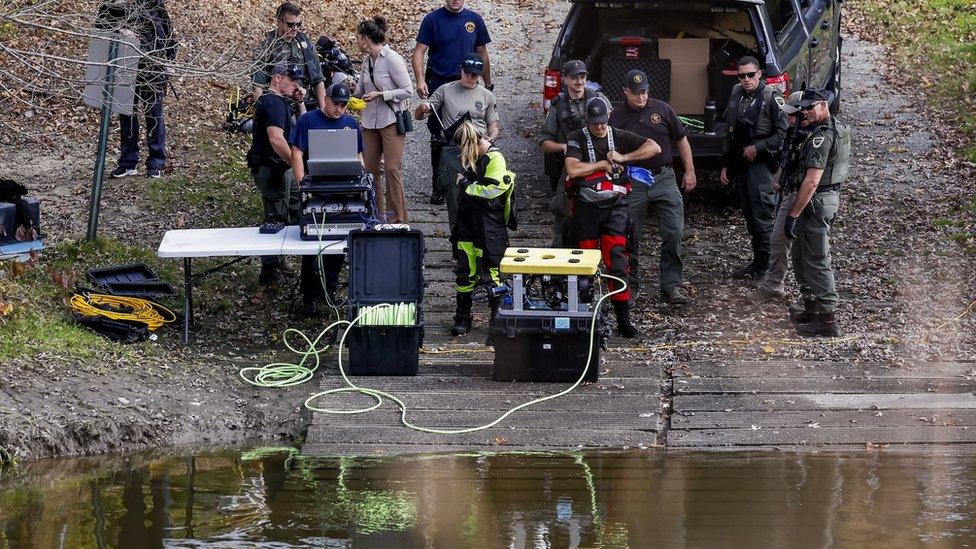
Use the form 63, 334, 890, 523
624, 167, 684, 293
790, 190, 840, 313
758, 191, 798, 294
363, 124, 408, 223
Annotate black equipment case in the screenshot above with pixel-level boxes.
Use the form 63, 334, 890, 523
345, 229, 425, 376
490, 312, 603, 383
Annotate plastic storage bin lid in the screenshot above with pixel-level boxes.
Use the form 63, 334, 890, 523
347, 229, 424, 305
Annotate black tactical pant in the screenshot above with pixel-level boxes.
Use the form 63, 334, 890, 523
732, 162, 777, 257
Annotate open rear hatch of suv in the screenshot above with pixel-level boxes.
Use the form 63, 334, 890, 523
547, 0, 770, 162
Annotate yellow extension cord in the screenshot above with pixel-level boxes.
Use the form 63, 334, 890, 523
68, 293, 176, 331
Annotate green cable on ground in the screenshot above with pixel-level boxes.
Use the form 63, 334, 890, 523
302, 274, 626, 434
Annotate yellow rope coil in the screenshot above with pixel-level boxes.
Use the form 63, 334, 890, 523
69, 293, 176, 331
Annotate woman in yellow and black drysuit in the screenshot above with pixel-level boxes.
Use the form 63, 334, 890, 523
449, 120, 517, 336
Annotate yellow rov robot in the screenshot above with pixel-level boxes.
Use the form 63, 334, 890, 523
489, 247, 609, 382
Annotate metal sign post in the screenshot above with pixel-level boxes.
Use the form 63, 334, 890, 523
86, 38, 119, 241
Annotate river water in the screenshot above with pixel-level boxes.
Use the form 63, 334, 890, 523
1, 449, 975, 547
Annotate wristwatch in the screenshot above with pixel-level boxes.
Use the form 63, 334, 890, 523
485, 83, 495, 91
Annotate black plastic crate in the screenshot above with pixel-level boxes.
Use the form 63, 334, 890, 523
490, 313, 602, 382
103, 280, 178, 298
345, 229, 425, 376
87, 263, 159, 285
346, 325, 423, 376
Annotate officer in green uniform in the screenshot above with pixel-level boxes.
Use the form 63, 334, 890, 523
782, 88, 851, 337
539, 60, 609, 246
251, 3, 327, 110
720, 56, 788, 280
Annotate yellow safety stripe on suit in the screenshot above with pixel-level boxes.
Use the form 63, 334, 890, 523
463, 150, 516, 223
456, 241, 501, 292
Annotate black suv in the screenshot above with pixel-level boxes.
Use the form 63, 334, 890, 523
543, 0, 842, 170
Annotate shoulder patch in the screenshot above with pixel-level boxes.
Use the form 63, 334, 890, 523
775, 96, 785, 108
811, 136, 826, 148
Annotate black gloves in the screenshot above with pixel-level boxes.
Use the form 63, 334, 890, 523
784, 215, 798, 240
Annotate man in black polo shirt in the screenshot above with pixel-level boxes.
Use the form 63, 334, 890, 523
247, 62, 306, 286
608, 69, 697, 306
565, 97, 661, 338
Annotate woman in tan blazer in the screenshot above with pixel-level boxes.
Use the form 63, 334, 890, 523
355, 16, 414, 223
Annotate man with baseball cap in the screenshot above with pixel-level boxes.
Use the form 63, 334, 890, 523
539, 60, 609, 246
415, 52, 499, 225
251, 3, 327, 110
288, 82, 365, 315
720, 56, 789, 281
779, 87, 850, 336
564, 97, 662, 338
248, 62, 307, 286
609, 69, 697, 307
746, 90, 812, 306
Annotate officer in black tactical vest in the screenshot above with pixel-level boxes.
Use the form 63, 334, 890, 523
719, 56, 788, 280
539, 60, 609, 246
781, 88, 851, 337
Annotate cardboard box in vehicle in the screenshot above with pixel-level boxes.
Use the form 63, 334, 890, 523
659, 38, 709, 115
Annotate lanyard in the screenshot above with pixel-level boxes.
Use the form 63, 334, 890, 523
582, 127, 613, 164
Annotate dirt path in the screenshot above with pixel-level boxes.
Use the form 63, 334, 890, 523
2, 1, 975, 460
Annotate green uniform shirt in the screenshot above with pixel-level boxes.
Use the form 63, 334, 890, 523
251, 30, 325, 91
787, 116, 851, 190
429, 81, 499, 138
539, 91, 608, 144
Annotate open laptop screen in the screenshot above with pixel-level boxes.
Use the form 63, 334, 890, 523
307, 129, 362, 177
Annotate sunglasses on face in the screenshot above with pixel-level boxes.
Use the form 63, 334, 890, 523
281, 20, 302, 28
737, 71, 759, 80
800, 101, 823, 111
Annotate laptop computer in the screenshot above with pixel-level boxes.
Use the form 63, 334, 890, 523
307, 129, 362, 177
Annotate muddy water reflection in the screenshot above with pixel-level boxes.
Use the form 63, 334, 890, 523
2, 450, 976, 547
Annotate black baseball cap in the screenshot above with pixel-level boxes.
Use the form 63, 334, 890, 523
796, 88, 831, 108
562, 60, 588, 77
327, 82, 350, 103
460, 53, 485, 75
625, 69, 649, 93
585, 97, 610, 124
273, 62, 305, 82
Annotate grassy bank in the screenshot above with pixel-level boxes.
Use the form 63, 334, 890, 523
0, 143, 271, 361
848, 0, 976, 161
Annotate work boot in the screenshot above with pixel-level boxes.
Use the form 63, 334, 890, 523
661, 286, 689, 306
612, 300, 639, 338
788, 299, 817, 324
795, 312, 839, 337
429, 192, 445, 206
451, 292, 473, 336
746, 286, 785, 305
731, 252, 769, 280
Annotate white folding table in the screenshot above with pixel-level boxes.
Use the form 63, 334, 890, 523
157, 226, 346, 343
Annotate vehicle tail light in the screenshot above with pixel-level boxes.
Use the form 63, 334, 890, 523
543, 68, 560, 114
766, 72, 790, 95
